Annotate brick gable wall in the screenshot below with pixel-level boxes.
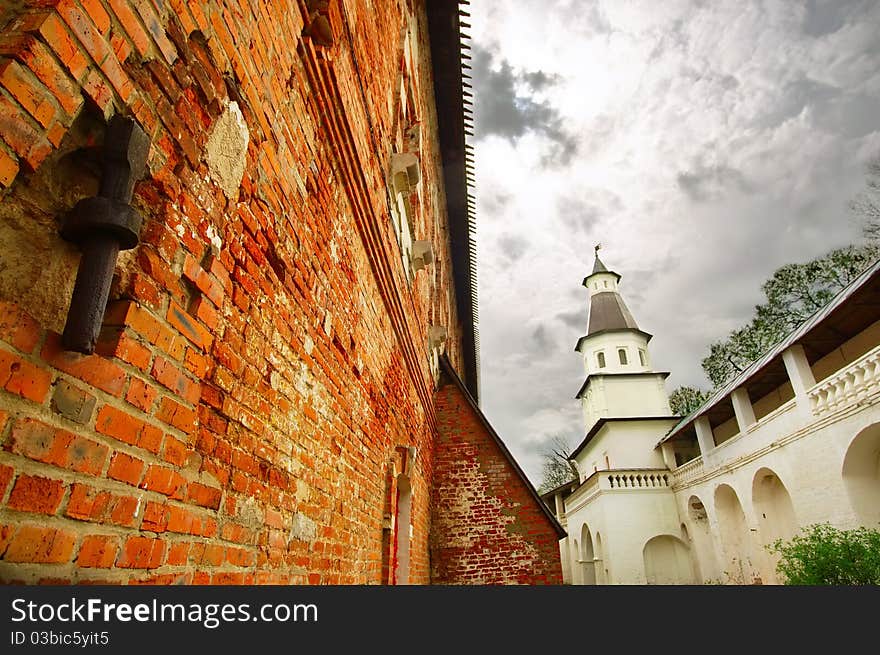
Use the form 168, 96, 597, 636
431, 366, 564, 584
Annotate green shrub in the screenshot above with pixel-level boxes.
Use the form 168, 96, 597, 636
768, 523, 880, 585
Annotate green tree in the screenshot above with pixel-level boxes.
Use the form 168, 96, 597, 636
668, 385, 711, 416
850, 154, 880, 242
537, 434, 577, 494
701, 243, 880, 388
768, 523, 880, 585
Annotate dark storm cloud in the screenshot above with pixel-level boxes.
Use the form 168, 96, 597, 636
484, 191, 513, 215
555, 309, 585, 329
676, 162, 753, 202
758, 78, 838, 129
556, 192, 621, 234
802, 0, 866, 37
530, 324, 554, 356
473, 45, 579, 164
497, 233, 530, 264
522, 70, 561, 92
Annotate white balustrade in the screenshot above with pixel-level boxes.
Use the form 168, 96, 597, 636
809, 345, 880, 416
671, 456, 703, 486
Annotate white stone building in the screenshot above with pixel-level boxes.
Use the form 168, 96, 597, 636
544, 250, 880, 584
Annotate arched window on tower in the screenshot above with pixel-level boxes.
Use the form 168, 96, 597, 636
639, 349, 646, 366
618, 348, 627, 365
597, 352, 606, 368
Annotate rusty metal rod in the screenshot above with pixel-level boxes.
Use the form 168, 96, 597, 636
62, 234, 120, 353
60, 115, 149, 354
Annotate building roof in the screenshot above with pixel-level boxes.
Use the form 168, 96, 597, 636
574, 371, 671, 399
438, 356, 568, 538
427, 3, 480, 401
660, 254, 880, 445
587, 291, 641, 335
570, 416, 680, 461
593, 253, 609, 274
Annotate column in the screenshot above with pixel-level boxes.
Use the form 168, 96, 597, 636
661, 442, 677, 469
731, 387, 757, 433
782, 344, 816, 399
695, 415, 715, 457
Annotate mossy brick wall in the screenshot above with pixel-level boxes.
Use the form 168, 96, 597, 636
431, 377, 564, 584
0, 0, 464, 584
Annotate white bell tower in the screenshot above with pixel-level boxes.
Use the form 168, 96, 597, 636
570, 246, 675, 473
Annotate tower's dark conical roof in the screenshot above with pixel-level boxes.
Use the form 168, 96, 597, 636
587, 292, 640, 334
592, 254, 609, 274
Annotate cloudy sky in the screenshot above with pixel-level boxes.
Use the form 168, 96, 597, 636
467, 0, 880, 484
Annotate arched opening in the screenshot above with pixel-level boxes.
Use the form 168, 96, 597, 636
752, 468, 798, 584
680, 523, 702, 582
685, 495, 715, 582
393, 474, 412, 584
597, 352, 606, 369
643, 535, 695, 584
595, 532, 607, 584
618, 348, 627, 365
714, 484, 754, 584
580, 524, 596, 585
842, 423, 880, 526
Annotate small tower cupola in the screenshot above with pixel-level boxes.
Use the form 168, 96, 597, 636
573, 245, 671, 429
583, 244, 622, 298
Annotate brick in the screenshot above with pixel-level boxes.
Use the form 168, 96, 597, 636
50, 379, 97, 424
0, 59, 58, 128
57, 0, 113, 67
161, 435, 188, 467
82, 68, 113, 115
3, 525, 77, 563
0, 35, 82, 116
155, 396, 197, 435
186, 482, 221, 510
0, 304, 43, 355
140, 464, 185, 497
141, 500, 168, 532
9, 418, 109, 476
165, 540, 189, 565
0, 93, 52, 170
0, 463, 14, 498
125, 376, 158, 412
96, 328, 152, 371
132, 0, 178, 64
152, 356, 200, 404
107, 451, 146, 486
0, 145, 18, 186
0, 348, 52, 402
116, 535, 165, 568
104, 301, 185, 360
77, 534, 118, 568
95, 404, 144, 443
107, 0, 151, 56
31, 12, 90, 81
64, 484, 141, 528
7, 474, 66, 515
80, 0, 112, 34
41, 333, 128, 397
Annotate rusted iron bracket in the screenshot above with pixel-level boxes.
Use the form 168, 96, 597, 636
61, 115, 150, 353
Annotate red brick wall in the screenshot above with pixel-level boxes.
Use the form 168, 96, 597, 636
0, 1, 467, 584
431, 370, 564, 584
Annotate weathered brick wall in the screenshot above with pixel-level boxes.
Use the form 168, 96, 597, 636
0, 1, 466, 584
431, 366, 564, 584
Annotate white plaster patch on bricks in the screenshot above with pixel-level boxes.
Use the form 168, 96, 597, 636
205, 101, 249, 199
